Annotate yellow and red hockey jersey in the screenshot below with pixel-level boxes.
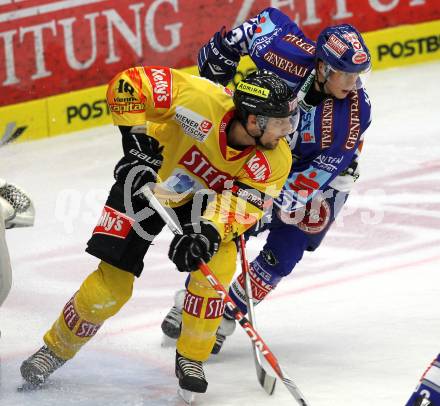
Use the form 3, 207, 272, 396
107, 66, 292, 242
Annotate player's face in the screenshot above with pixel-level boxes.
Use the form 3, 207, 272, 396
258, 116, 296, 149
324, 69, 359, 99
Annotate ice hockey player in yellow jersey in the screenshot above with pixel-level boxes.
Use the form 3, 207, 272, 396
19, 66, 299, 396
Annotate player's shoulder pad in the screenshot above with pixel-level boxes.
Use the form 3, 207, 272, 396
257, 8, 315, 65
107, 66, 144, 103
263, 7, 299, 29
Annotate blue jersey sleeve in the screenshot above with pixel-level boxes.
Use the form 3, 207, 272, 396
224, 8, 296, 54
224, 8, 315, 91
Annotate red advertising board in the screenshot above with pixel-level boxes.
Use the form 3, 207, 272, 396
1, 0, 439, 106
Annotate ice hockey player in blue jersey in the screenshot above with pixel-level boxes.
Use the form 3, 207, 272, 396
162, 7, 373, 353
406, 354, 440, 406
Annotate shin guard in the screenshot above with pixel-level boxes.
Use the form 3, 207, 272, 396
44, 261, 134, 360
176, 241, 236, 362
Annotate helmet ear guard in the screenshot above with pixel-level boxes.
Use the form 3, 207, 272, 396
256, 115, 269, 132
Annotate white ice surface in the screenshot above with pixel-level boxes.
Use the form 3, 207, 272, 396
1, 61, 440, 406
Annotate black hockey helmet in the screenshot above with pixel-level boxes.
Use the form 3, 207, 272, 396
233, 70, 297, 122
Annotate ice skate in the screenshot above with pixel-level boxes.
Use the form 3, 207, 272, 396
175, 350, 207, 403
19, 345, 66, 389
161, 289, 185, 339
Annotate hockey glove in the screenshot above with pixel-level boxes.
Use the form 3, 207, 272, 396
114, 126, 163, 195
168, 220, 221, 272
198, 27, 240, 86
329, 158, 360, 193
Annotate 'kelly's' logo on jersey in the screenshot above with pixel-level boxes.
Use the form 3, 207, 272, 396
144, 66, 172, 108
245, 150, 271, 182
93, 206, 134, 239
179, 146, 232, 191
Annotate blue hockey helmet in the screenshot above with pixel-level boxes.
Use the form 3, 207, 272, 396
316, 24, 371, 74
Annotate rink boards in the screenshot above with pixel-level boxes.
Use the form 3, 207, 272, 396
1, 19, 439, 144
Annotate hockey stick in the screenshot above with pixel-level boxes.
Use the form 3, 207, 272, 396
238, 234, 277, 395
141, 185, 310, 406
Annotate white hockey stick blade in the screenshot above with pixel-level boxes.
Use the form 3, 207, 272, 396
250, 319, 277, 395
178, 387, 196, 404
240, 235, 277, 395
278, 369, 309, 406
253, 346, 277, 395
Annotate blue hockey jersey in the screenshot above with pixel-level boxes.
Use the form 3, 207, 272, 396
225, 7, 372, 212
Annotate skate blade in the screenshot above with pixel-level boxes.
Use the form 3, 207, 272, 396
177, 387, 196, 404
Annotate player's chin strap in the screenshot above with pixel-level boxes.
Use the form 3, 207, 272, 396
315, 59, 331, 94
298, 69, 328, 112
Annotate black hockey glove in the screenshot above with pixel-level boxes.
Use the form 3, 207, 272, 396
168, 220, 221, 272
340, 157, 360, 181
197, 27, 240, 86
114, 126, 163, 195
